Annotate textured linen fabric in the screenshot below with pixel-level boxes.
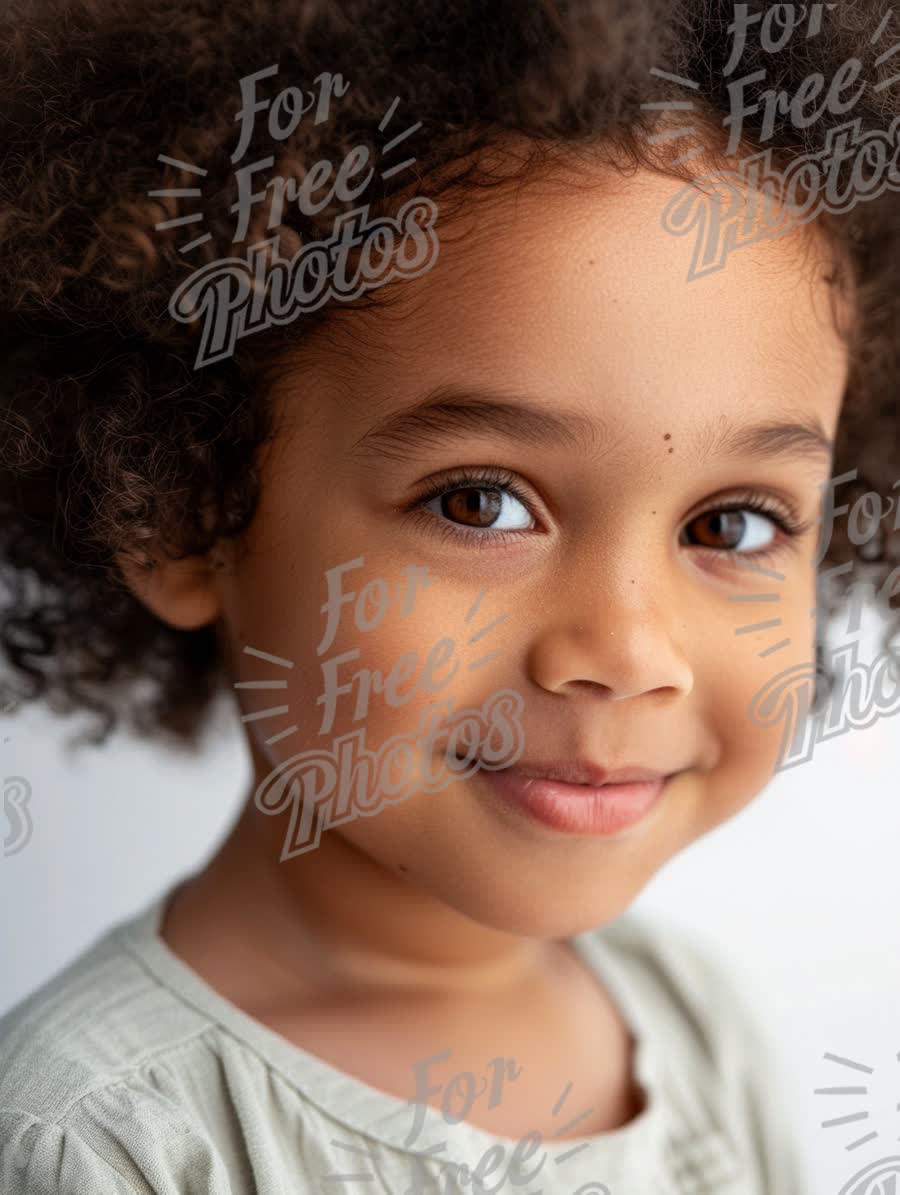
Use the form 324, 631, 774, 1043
0, 887, 803, 1194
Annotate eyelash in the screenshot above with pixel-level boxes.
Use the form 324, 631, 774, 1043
406, 465, 814, 562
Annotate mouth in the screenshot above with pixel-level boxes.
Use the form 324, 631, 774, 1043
449, 751, 679, 837
498, 759, 668, 787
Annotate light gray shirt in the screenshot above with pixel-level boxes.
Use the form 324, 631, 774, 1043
0, 888, 803, 1193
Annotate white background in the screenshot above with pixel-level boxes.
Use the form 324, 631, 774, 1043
1, 612, 898, 1195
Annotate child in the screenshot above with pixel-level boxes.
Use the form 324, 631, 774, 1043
1, 0, 898, 1191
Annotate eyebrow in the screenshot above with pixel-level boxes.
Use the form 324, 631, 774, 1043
350, 385, 834, 466
351, 386, 602, 458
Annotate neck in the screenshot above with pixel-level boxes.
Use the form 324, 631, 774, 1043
186, 770, 562, 1003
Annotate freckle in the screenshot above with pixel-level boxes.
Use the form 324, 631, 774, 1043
663, 433, 671, 440
651, 510, 656, 515
588, 258, 594, 264
668, 447, 673, 453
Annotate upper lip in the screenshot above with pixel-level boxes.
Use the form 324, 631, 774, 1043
498, 759, 671, 786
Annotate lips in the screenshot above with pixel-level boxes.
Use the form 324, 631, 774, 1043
477, 769, 672, 836
453, 753, 669, 788
504, 760, 668, 787
443, 745, 680, 835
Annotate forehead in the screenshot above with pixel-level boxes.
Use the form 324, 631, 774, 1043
278, 161, 851, 445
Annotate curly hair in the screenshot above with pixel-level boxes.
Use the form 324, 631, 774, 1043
1, 0, 899, 753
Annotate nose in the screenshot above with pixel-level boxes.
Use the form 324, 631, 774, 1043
526, 593, 694, 703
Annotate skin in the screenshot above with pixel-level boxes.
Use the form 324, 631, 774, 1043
117, 156, 849, 1141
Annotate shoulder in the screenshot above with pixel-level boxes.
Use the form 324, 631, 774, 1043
592, 910, 779, 1071
589, 911, 805, 1194
1, 1109, 136, 1193
0, 912, 210, 1120
0, 912, 224, 1193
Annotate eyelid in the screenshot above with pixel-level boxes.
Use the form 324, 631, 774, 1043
684, 486, 808, 534
408, 464, 542, 522
407, 470, 815, 561
404, 465, 542, 549
411, 474, 808, 534
679, 489, 815, 565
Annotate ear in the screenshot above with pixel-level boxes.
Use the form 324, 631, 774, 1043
115, 545, 225, 630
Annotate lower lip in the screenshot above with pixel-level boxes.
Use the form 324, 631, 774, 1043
477, 770, 670, 836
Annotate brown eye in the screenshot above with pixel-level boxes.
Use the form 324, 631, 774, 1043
423, 485, 533, 531
441, 487, 503, 527
681, 508, 776, 553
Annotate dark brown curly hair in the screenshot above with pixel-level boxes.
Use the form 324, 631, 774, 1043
1, 0, 899, 753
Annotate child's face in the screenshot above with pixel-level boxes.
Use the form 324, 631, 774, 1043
137, 161, 849, 937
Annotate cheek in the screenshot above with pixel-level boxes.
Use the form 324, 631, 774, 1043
711, 589, 819, 792
234, 555, 474, 858
314, 620, 464, 748
254, 554, 479, 758
226, 515, 515, 822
